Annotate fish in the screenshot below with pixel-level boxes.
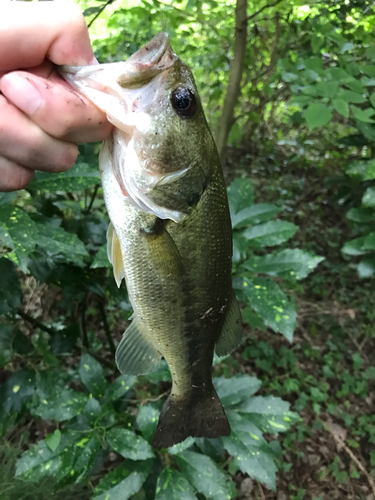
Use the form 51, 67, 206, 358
60, 32, 243, 448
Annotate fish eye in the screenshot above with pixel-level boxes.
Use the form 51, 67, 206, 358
171, 87, 196, 119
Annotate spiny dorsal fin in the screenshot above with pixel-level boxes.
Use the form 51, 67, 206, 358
115, 318, 161, 375
215, 291, 243, 357
107, 222, 125, 288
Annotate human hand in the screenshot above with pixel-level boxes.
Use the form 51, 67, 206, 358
0, 1, 112, 192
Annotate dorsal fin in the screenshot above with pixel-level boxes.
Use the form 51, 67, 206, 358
107, 223, 125, 288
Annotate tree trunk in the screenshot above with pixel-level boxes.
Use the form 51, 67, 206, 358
215, 0, 248, 160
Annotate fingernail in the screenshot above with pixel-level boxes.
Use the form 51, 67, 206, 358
2, 73, 42, 115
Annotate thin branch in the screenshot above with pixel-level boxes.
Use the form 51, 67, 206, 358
256, 481, 266, 500
247, 0, 283, 22
98, 301, 116, 356
85, 184, 100, 214
18, 310, 55, 335
87, 0, 114, 29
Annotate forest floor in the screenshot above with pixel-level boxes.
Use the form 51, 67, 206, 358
223, 147, 375, 500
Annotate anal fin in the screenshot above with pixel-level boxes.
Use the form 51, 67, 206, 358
115, 318, 161, 375
215, 291, 243, 357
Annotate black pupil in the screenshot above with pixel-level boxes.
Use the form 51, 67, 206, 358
171, 88, 196, 118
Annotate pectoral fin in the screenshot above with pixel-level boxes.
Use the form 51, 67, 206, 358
116, 318, 161, 375
215, 291, 243, 356
107, 223, 125, 288
141, 217, 184, 278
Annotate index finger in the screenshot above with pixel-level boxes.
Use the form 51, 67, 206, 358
0, 2, 95, 71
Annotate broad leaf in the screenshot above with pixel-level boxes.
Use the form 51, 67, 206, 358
93, 460, 152, 500
214, 374, 262, 407
222, 410, 277, 489
346, 207, 375, 223
357, 257, 375, 278
169, 437, 196, 455
0, 370, 36, 419
91, 243, 112, 268
46, 429, 62, 452
176, 451, 236, 500
155, 467, 198, 500
0, 258, 21, 314
235, 277, 297, 341
342, 232, 375, 255
305, 103, 332, 129
332, 99, 349, 117
362, 187, 375, 207
137, 405, 160, 442
227, 178, 254, 216
231, 203, 280, 229
0, 206, 38, 272
108, 375, 136, 401
16, 431, 101, 484
28, 162, 100, 192
33, 388, 89, 421
351, 106, 375, 123
106, 428, 154, 460
242, 249, 324, 279
195, 438, 225, 462
242, 220, 298, 247
79, 353, 108, 398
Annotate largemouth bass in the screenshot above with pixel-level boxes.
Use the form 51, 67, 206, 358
60, 32, 242, 448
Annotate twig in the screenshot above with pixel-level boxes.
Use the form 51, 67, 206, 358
81, 292, 89, 349
85, 184, 100, 214
17, 310, 55, 335
256, 480, 266, 500
130, 390, 170, 406
323, 420, 375, 497
247, 0, 283, 22
87, 0, 114, 29
98, 301, 116, 356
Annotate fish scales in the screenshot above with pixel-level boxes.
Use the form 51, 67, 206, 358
60, 32, 243, 448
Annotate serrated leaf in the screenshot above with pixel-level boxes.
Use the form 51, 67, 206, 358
91, 243, 112, 268
106, 428, 154, 460
222, 410, 277, 489
238, 395, 301, 433
232, 203, 280, 229
227, 178, 254, 216
351, 106, 375, 123
242, 249, 324, 279
176, 450, 236, 500
34, 222, 89, 267
236, 277, 297, 341
242, 220, 298, 248
46, 429, 62, 452
357, 257, 375, 278
0, 206, 38, 272
332, 99, 349, 117
33, 388, 88, 421
108, 375, 136, 401
362, 187, 375, 207
214, 374, 262, 407
79, 353, 108, 398
137, 405, 160, 442
0, 258, 21, 314
155, 467, 198, 500
28, 162, 100, 192
305, 103, 332, 130
16, 432, 100, 484
93, 460, 152, 500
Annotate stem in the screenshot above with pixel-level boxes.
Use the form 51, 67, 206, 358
81, 292, 89, 349
98, 301, 116, 356
85, 184, 100, 214
18, 310, 55, 335
87, 0, 115, 29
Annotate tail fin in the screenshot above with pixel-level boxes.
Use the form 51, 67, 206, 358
152, 385, 230, 449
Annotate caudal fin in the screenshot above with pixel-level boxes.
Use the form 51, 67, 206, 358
152, 385, 230, 448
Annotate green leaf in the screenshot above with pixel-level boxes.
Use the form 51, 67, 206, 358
32, 388, 89, 421
0, 324, 18, 367
214, 374, 262, 407
232, 203, 280, 229
351, 106, 375, 123
365, 159, 375, 180
16, 431, 101, 484
0, 258, 21, 314
0, 206, 38, 272
342, 233, 375, 255
366, 47, 375, 60
242, 249, 324, 279
242, 220, 298, 248
34, 222, 89, 267
241, 307, 267, 330
305, 103, 332, 130
362, 187, 375, 207
137, 405, 160, 442
45, 429, 62, 452
176, 451, 236, 500
155, 467, 198, 500
289, 95, 313, 107
332, 99, 349, 117
79, 353, 108, 398
236, 277, 297, 341
0, 370, 35, 419
238, 395, 301, 433
28, 162, 100, 192
356, 121, 375, 142
169, 437, 196, 455
195, 438, 225, 462
0, 192, 17, 206
357, 257, 375, 278
222, 410, 277, 489
337, 90, 366, 104
227, 178, 254, 216
370, 94, 375, 108
281, 72, 298, 83
106, 428, 154, 460
346, 207, 375, 223
108, 374, 136, 401
91, 243, 112, 268
93, 460, 152, 500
